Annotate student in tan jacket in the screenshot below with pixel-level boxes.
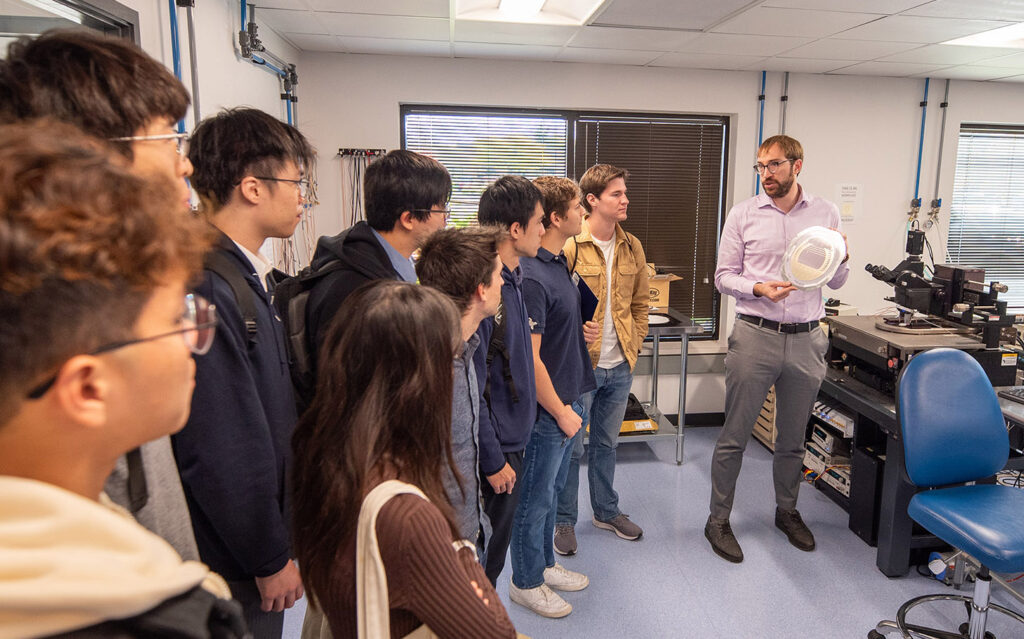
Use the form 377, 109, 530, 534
555, 164, 649, 555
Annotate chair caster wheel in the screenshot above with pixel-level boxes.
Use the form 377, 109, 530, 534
868, 631, 885, 639
957, 623, 996, 639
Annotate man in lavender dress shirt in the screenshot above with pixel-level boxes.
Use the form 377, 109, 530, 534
706, 135, 850, 564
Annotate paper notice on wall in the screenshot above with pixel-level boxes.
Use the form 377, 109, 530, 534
835, 183, 860, 224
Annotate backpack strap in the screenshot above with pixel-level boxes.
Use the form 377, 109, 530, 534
483, 291, 519, 407
204, 251, 259, 345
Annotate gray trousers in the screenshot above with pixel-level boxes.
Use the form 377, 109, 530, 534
710, 318, 828, 520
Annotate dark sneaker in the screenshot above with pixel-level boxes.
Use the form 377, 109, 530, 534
775, 508, 816, 551
704, 516, 744, 563
592, 514, 643, 540
554, 524, 577, 556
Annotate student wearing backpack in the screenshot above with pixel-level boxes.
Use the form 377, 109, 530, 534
508, 177, 596, 618
474, 176, 546, 586
174, 108, 315, 638
302, 150, 451, 394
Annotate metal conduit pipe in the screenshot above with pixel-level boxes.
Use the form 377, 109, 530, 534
931, 79, 951, 223
780, 71, 789, 134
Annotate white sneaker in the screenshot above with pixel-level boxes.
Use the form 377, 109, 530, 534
509, 582, 572, 618
543, 562, 589, 592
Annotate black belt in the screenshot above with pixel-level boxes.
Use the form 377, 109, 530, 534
737, 313, 820, 334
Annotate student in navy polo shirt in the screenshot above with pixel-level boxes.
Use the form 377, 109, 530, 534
508, 177, 599, 618
474, 176, 545, 586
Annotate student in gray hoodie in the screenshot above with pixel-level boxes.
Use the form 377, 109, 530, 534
417, 226, 507, 554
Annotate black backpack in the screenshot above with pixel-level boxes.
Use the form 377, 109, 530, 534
271, 258, 345, 409
483, 289, 519, 406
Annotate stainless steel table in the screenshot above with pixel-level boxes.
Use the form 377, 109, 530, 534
621, 308, 703, 465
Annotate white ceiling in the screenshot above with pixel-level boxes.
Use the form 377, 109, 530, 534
257, 0, 1024, 82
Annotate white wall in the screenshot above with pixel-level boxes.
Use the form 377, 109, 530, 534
119, 0, 298, 128
293, 51, 1024, 414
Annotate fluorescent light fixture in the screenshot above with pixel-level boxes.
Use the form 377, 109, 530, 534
946, 22, 1024, 49
457, 0, 605, 25
500, 0, 547, 20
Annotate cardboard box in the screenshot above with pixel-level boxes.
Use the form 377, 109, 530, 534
647, 263, 682, 309
586, 419, 659, 435
752, 386, 777, 450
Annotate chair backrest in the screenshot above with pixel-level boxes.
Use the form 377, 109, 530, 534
897, 347, 1008, 487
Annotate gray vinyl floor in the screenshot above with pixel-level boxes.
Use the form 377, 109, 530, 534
285, 425, 1024, 639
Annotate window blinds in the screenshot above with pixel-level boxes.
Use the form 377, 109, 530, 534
948, 124, 1024, 309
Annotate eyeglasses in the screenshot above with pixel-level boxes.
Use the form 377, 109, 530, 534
110, 132, 190, 156
753, 159, 795, 175
26, 294, 218, 400
412, 207, 451, 223
253, 176, 312, 201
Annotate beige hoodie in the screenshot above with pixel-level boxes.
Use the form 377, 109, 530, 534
0, 476, 230, 639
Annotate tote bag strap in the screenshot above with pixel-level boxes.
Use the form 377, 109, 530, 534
357, 480, 429, 639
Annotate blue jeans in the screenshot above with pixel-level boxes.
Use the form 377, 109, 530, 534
510, 399, 587, 589
557, 361, 633, 525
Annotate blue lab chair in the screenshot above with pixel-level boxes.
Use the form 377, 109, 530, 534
870, 348, 1024, 639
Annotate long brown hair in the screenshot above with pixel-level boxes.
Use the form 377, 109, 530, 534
291, 280, 462, 607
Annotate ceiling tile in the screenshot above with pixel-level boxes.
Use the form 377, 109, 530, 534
761, 0, 923, 13
915, 64, 1021, 80
745, 57, 856, 73
879, 43, 1024, 65
591, 0, 754, 30
555, 47, 663, 65
779, 38, 920, 60
712, 7, 882, 39
974, 51, 1024, 68
454, 20, 578, 46
903, 0, 1024, 22
567, 25, 700, 51
307, 0, 449, 17
338, 36, 452, 56
279, 32, 342, 51
834, 15, 1014, 44
317, 12, 450, 40
453, 42, 562, 61
259, 9, 325, 34
649, 51, 768, 71
828, 60, 953, 77
678, 33, 813, 57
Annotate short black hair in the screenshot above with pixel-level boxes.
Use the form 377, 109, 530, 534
364, 150, 451, 232
477, 175, 542, 231
188, 107, 315, 210
0, 29, 189, 159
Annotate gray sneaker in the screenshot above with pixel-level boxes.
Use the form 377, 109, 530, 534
704, 516, 743, 563
775, 508, 815, 551
592, 514, 643, 540
554, 524, 577, 556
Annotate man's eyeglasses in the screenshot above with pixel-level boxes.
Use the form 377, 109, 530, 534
253, 176, 312, 201
753, 159, 795, 175
26, 294, 218, 400
110, 132, 189, 156
412, 207, 451, 223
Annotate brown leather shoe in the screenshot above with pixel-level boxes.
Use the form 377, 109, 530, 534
704, 516, 743, 563
775, 508, 815, 551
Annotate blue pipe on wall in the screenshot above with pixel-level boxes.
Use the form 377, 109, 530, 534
168, 0, 185, 133
241, 0, 246, 28
755, 70, 766, 196
914, 77, 930, 202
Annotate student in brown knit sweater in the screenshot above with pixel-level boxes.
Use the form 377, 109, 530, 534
291, 280, 517, 639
